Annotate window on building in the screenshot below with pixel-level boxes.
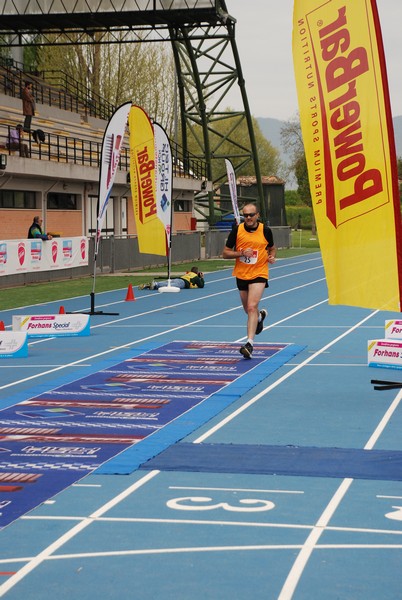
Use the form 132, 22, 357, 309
47, 193, 78, 210
0, 190, 36, 209
174, 199, 191, 212
86, 195, 115, 237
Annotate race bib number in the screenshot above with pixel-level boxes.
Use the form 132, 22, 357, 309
240, 250, 258, 264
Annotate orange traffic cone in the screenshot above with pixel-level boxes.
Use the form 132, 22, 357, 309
125, 283, 135, 301
59, 305, 65, 314
0, 320, 5, 331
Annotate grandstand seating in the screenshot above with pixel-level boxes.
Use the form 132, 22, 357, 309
0, 63, 206, 179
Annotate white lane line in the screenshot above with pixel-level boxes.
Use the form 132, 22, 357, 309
278, 478, 354, 600
2, 541, 402, 569
364, 389, 402, 450
168, 486, 304, 494
73, 264, 324, 311
377, 495, 402, 500
274, 325, 384, 328
272, 265, 323, 281
0, 277, 326, 391
293, 364, 367, 367
260, 298, 327, 335
90, 277, 327, 334
46, 544, 304, 559
0, 255, 323, 316
277, 343, 402, 599
72, 483, 102, 488
0, 364, 93, 369
273, 255, 322, 269
0, 260, 327, 593
15, 517, 402, 538
0, 306, 390, 596
189, 309, 389, 600
21, 516, 312, 530
42, 541, 402, 559
0, 470, 160, 597
194, 310, 378, 442
0, 290, 250, 391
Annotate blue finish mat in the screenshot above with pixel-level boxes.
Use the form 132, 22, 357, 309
0, 341, 304, 527
97, 342, 305, 474
140, 442, 402, 481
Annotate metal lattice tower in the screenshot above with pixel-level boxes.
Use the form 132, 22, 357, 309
0, 0, 265, 223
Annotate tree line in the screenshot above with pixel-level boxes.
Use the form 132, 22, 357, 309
23, 37, 402, 214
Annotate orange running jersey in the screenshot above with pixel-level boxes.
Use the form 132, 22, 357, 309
233, 223, 270, 280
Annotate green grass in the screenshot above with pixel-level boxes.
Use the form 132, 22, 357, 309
290, 228, 319, 249
0, 247, 320, 311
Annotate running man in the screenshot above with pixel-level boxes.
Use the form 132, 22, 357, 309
222, 203, 276, 358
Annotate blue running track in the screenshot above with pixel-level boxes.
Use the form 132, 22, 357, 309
0, 252, 401, 599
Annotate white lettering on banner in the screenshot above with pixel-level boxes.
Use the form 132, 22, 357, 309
166, 496, 275, 512
23, 446, 100, 455
147, 385, 204, 392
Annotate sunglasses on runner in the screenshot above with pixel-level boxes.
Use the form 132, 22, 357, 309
243, 212, 257, 218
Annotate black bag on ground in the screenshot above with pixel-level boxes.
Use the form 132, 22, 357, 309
33, 129, 45, 143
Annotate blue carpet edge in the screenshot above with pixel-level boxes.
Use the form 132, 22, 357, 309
96, 343, 305, 475
139, 442, 402, 482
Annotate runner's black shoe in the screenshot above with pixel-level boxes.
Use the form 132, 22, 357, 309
255, 309, 267, 335
240, 342, 253, 359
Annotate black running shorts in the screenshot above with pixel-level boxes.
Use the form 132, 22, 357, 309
236, 277, 268, 291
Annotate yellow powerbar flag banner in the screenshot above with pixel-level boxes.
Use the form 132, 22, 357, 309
129, 105, 166, 256
292, 0, 402, 311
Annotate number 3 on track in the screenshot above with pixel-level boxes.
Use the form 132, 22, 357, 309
167, 496, 275, 512
385, 505, 402, 521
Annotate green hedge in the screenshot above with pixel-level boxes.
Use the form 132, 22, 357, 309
286, 206, 313, 230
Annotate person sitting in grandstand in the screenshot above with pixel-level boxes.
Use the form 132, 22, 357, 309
7, 124, 29, 157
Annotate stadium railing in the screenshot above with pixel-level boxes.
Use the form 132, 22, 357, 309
0, 122, 207, 179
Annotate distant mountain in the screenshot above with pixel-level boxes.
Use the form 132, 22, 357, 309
257, 116, 402, 189
257, 117, 295, 187
257, 117, 288, 165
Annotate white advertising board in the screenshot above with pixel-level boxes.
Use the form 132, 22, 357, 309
385, 320, 402, 340
0, 332, 28, 358
13, 314, 90, 338
0, 237, 88, 277
368, 339, 402, 370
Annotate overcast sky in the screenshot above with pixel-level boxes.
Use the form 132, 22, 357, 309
225, 0, 402, 121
